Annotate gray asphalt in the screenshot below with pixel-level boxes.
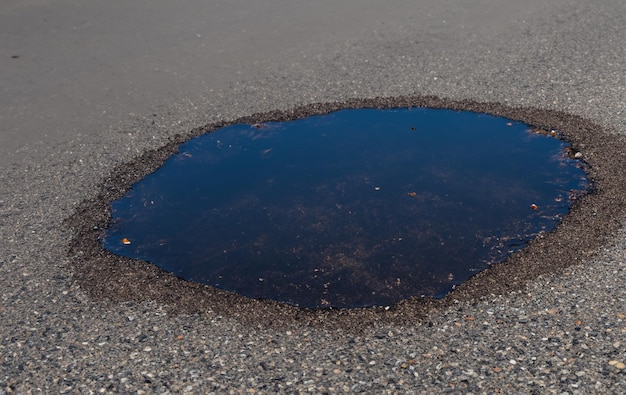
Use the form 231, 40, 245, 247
2, 0, 626, 393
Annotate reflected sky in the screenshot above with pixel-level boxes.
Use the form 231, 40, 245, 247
103, 108, 589, 308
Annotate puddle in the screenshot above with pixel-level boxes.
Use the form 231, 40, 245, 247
102, 108, 589, 308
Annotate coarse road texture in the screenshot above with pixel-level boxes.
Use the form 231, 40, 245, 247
2, 0, 626, 393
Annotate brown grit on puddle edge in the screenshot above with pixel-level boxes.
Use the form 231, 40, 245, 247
65, 95, 626, 332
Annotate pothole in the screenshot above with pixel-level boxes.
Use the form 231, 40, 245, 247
66, 96, 626, 330
101, 108, 588, 308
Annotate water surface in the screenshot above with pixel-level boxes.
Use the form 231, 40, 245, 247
103, 108, 588, 308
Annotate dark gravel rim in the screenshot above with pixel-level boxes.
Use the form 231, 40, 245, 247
66, 95, 626, 332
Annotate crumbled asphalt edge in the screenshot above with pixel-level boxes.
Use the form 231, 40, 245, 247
65, 95, 626, 332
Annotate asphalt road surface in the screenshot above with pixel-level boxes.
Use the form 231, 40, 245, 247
2, 0, 626, 393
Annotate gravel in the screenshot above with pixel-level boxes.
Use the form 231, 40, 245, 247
2, 0, 626, 393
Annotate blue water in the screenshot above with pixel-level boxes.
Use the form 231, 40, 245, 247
103, 108, 588, 308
